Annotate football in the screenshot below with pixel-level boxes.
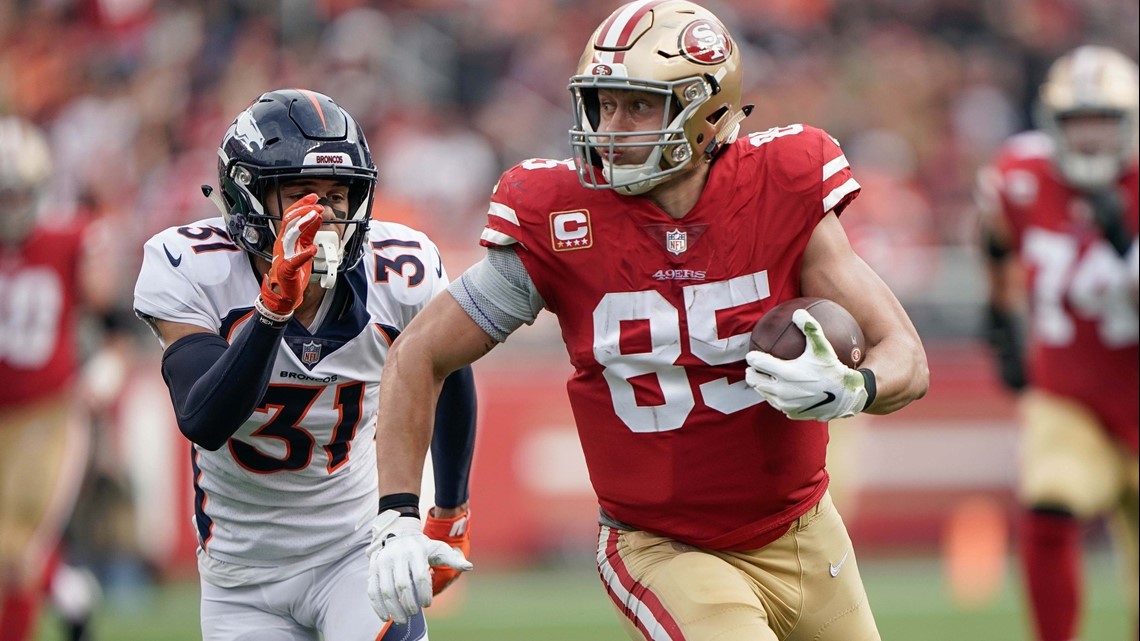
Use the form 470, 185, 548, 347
749, 297, 866, 368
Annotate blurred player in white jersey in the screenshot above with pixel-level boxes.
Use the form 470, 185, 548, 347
133, 89, 477, 641
978, 46, 1139, 641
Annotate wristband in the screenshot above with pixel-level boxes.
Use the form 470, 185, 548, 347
379, 493, 421, 519
254, 297, 293, 326
858, 368, 877, 411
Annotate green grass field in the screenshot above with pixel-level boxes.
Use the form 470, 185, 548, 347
35, 552, 1130, 641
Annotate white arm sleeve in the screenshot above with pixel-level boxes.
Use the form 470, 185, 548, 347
447, 246, 544, 342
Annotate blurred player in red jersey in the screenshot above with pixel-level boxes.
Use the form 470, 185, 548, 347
364, 2, 927, 640
978, 45, 1139, 641
0, 117, 112, 641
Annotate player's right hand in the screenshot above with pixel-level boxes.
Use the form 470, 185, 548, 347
745, 309, 869, 421
258, 194, 323, 319
367, 510, 473, 625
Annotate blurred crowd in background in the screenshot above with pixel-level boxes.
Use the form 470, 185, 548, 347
2, 0, 1137, 323
1, 0, 1136, 613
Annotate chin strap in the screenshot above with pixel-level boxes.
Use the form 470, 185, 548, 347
705, 105, 754, 158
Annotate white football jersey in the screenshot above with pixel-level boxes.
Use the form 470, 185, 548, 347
133, 216, 448, 587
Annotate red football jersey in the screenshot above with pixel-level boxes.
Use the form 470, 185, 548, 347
480, 125, 861, 550
0, 223, 85, 407
984, 131, 1139, 452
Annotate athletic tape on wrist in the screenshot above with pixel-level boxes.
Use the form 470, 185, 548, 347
378, 493, 421, 519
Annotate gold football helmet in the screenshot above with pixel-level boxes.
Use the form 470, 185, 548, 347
0, 117, 52, 244
569, 0, 750, 195
1036, 45, 1139, 190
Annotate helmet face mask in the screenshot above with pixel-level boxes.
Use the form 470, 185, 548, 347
1035, 46, 1140, 190
217, 89, 377, 276
572, 77, 715, 194
569, 0, 748, 196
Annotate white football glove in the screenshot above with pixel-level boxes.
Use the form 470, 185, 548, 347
366, 510, 473, 624
745, 308, 869, 422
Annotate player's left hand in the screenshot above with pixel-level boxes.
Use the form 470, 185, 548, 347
745, 308, 869, 421
258, 194, 323, 319
423, 507, 471, 596
366, 510, 473, 624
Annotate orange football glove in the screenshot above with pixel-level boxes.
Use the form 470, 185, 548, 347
423, 507, 471, 596
258, 194, 323, 319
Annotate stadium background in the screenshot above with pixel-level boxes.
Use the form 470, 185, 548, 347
0, 0, 1135, 638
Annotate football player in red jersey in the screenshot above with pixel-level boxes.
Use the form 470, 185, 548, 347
0, 117, 111, 641
978, 45, 1139, 641
366, 2, 927, 639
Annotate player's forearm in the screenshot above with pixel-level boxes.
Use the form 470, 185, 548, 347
161, 314, 285, 450
430, 366, 477, 509
376, 293, 497, 501
985, 255, 1022, 312
860, 331, 929, 415
375, 336, 446, 498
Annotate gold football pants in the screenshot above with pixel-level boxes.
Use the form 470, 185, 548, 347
0, 392, 88, 591
596, 491, 879, 641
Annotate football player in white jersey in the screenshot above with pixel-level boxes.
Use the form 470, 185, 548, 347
133, 89, 477, 641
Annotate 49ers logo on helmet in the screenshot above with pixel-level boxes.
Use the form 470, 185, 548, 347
679, 19, 731, 65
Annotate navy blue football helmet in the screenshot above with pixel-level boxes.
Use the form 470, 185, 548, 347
215, 89, 377, 274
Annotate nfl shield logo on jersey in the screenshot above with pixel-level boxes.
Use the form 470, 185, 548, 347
301, 341, 322, 365
666, 228, 687, 255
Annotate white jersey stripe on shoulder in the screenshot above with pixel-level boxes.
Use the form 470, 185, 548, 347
599, 0, 663, 48
488, 202, 519, 226
480, 228, 518, 246
822, 154, 850, 181
823, 177, 861, 213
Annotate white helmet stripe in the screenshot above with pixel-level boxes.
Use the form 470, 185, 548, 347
1071, 47, 1095, 100
597, 0, 666, 49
